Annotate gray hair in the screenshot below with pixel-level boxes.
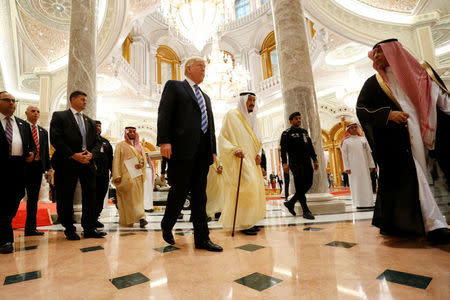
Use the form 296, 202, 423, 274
184, 56, 205, 75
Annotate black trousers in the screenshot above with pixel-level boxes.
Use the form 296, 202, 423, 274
0, 157, 26, 244
25, 161, 44, 231
54, 159, 97, 233
161, 133, 211, 243
95, 174, 110, 218
287, 162, 313, 210
283, 172, 290, 200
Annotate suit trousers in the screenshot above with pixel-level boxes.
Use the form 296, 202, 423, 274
54, 159, 97, 233
25, 160, 44, 231
95, 174, 110, 218
287, 162, 313, 210
284, 172, 290, 200
0, 157, 26, 244
161, 132, 211, 243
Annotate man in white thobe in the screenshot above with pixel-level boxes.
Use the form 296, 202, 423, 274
341, 123, 375, 208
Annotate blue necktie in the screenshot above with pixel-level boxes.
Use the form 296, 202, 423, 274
75, 112, 87, 149
194, 84, 208, 133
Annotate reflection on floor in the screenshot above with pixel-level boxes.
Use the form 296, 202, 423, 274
1, 197, 449, 299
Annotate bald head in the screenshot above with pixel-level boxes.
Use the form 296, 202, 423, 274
25, 105, 40, 125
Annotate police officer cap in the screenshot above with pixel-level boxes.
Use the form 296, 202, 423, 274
289, 112, 301, 120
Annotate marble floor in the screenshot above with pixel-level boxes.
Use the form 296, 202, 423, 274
1, 197, 449, 299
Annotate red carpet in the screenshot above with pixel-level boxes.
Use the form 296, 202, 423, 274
12, 202, 55, 229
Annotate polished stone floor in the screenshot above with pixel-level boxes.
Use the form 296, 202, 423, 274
1, 198, 449, 299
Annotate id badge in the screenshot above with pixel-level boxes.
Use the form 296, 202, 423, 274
100, 146, 104, 153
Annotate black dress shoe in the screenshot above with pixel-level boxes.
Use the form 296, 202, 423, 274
249, 226, 260, 232
195, 240, 223, 252
65, 231, 81, 240
284, 202, 296, 216
145, 209, 154, 213
25, 230, 45, 236
162, 229, 175, 245
94, 220, 105, 228
302, 211, 315, 220
139, 218, 148, 228
427, 228, 450, 245
83, 229, 107, 238
0, 242, 14, 254
241, 229, 257, 235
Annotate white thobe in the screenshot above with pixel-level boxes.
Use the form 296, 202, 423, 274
386, 67, 450, 232
143, 164, 154, 210
341, 135, 375, 208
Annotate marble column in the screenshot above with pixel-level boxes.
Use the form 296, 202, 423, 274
36, 71, 52, 128
66, 1, 97, 219
270, 0, 328, 193
67, 0, 97, 117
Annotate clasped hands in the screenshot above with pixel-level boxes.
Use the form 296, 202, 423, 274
234, 150, 261, 165
71, 150, 92, 164
388, 111, 409, 124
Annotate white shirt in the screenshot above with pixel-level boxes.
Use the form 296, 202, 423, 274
0, 112, 23, 156
70, 107, 84, 124
185, 77, 207, 110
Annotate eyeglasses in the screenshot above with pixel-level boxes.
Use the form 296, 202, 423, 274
0, 98, 17, 104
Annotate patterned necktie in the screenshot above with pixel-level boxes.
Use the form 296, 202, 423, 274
5, 117, 13, 156
75, 112, 87, 149
193, 84, 208, 133
32, 125, 40, 159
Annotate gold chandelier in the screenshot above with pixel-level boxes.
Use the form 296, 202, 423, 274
202, 36, 249, 101
160, 0, 234, 50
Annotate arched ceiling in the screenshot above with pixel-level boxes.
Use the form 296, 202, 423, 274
355, 0, 420, 13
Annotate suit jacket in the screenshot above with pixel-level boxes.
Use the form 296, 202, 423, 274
0, 116, 36, 163
157, 79, 216, 164
50, 109, 100, 169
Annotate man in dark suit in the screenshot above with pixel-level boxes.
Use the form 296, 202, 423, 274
50, 91, 106, 240
0, 91, 35, 254
92, 120, 113, 227
157, 57, 222, 252
24, 105, 51, 236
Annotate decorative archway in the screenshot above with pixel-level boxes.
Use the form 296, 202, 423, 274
260, 31, 277, 79
156, 45, 181, 85
321, 117, 354, 186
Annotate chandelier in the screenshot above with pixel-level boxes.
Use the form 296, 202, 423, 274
202, 36, 249, 101
160, 0, 234, 50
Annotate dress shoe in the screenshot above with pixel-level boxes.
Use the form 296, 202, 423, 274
145, 209, 154, 213
284, 201, 296, 216
302, 211, 315, 220
427, 228, 450, 245
25, 229, 45, 236
65, 231, 81, 241
83, 229, 107, 238
0, 242, 14, 254
162, 229, 175, 245
249, 226, 260, 232
241, 229, 257, 235
214, 212, 221, 220
94, 220, 105, 228
139, 218, 148, 228
195, 240, 223, 252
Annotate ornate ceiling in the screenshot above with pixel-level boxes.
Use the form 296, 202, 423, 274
356, 0, 420, 13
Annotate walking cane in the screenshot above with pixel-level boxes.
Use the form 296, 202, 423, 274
232, 157, 244, 237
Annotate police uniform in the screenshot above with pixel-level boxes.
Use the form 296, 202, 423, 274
92, 135, 113, 225
280, 126, 317, 217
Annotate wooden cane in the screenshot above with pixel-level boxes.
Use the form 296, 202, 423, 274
231, 157, 244, 237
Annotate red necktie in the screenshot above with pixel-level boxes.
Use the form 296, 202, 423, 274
5, 117, 13, 155
32, 125, 40, 160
